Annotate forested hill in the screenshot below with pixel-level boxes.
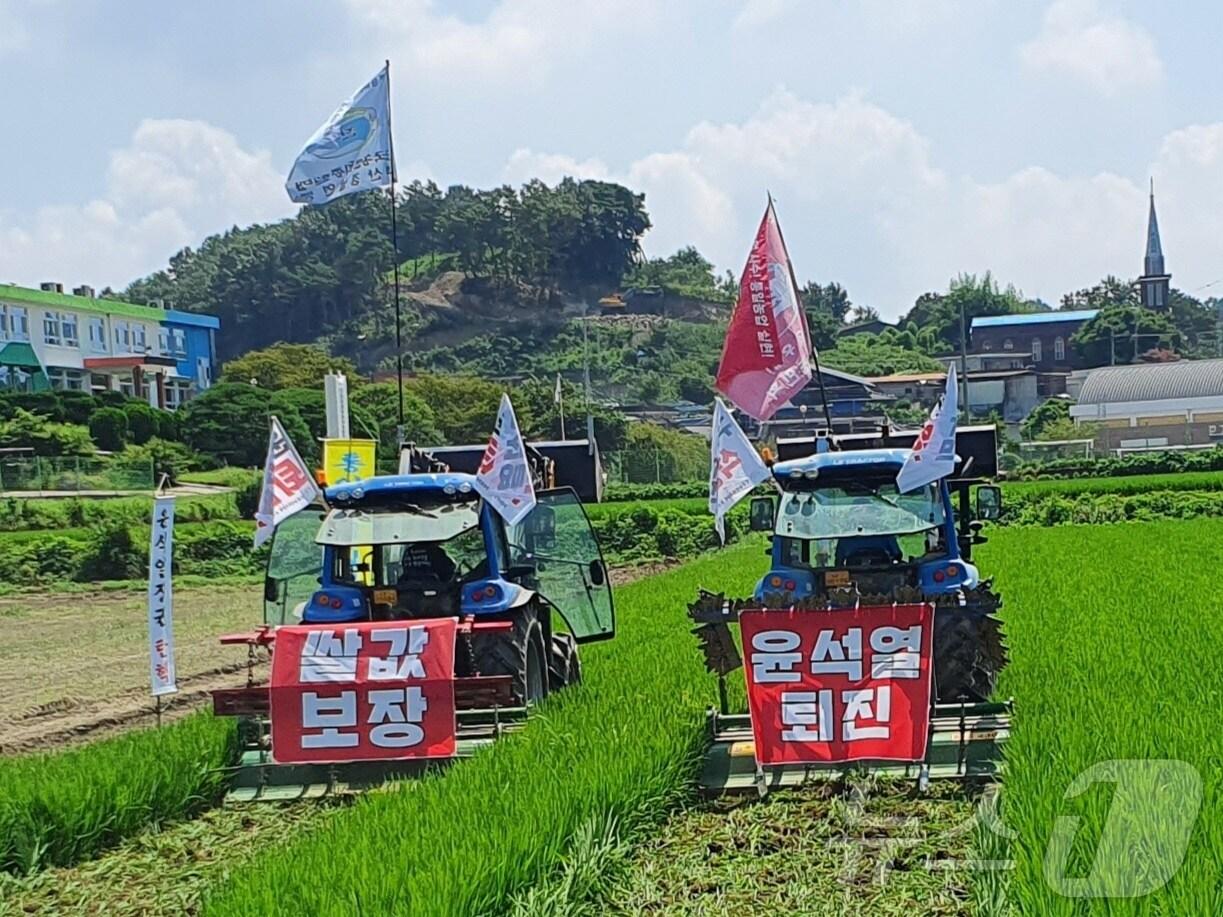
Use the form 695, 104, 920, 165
122, 179, 662, 363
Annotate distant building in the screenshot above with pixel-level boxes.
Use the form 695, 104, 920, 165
1138, 183, 1171, 310
969, 310, 1098, 373
1070, 359, 1223, 451
0, 283, 219, 409
870, 368, 1039, 424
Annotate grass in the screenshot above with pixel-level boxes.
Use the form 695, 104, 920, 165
0, 491, 240, 535
203, 543, 762, 915
0, 800, 348, 916
975, 521, 1223, 913
0, 712, 235, 875
178, 468, 260, 488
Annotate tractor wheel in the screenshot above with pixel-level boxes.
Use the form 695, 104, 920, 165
547, 632, 582, 691
933, 610, 1008, 704
469, 603, 549, 706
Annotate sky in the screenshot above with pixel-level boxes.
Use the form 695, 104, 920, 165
1, 0, 1221, 319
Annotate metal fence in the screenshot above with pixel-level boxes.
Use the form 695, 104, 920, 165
0, 456, 154, 494
602, 446, 707, 485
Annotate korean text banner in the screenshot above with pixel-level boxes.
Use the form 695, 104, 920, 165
709, 399, 771, 543
147, 497, 177, 697
255, 415, 320, 547
323, 438, 377, 486
740, 604, 934, 765
475, 393, 537, 526
715, 201, 814, 422
286, 64, 395, 206
270, 619, 458, 764
896, 364, 958, 494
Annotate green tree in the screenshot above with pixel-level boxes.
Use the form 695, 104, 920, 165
350, 383, 443, 462
821, 334, 944, 376
89, 408, 130, 452
0, 409, 96, 456
402, 375, 510, 444
514, 377, 629, 451
1071, 305, 1181, 366
1021, 398, 1072, 440
905, 273, 1042, 347
1060, 275, 1138, 311
221, 343, 360, 390
122, 402, 160, 445
177, 383, 314, 467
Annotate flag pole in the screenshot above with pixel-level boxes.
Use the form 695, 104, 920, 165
557, 375, 567, 441
384, 58, 406, 443
769, 194, 834, 436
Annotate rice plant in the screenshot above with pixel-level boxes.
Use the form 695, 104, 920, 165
977, 520, 1223, 914
0, 712, 236, 875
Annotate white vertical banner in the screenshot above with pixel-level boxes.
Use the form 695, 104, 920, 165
147, 497, 177, 697
324, 372, 351, 439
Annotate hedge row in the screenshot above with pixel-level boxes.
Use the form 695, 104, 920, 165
1010, 445, 1223, 480
997, 489, 1223, 527
0, 492, 239, 533
0, 520, 266, 586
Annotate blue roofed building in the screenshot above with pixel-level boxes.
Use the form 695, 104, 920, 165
0, 281, 219, 409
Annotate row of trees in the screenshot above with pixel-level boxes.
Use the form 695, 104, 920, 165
123, 178, 651, 360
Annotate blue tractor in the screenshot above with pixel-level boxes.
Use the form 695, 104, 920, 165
745, 429, 1005, 703
213, 442, 613, 798
693, 425, 1010, 792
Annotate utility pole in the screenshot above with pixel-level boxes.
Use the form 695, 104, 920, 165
958, 300, 969, 417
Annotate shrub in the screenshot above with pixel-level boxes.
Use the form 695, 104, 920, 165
235, 477, 263, 519
117, 439, 203, 485
0, 409, 95, 456
122, 402, 160, 445
88, 408, 130, 452
80, 520, 143, 581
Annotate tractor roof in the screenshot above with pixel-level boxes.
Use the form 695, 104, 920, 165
326, 472, 478, 504
772, 447, 910, 481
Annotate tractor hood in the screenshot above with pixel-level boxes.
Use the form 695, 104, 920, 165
772, 448, 910, 486
327, 472, 478, 507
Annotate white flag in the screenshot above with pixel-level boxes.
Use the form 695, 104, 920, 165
709, 399, 771, 543
554, 374, 563, 404
896, 364, 959, 494
148, 497, 177, 697
254, 416, 320, 547
286, 64, 395, 206
475, 394, 537, 525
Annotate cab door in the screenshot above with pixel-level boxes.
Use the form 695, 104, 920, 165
511, 488, 615, 643
263, 506, 324, 626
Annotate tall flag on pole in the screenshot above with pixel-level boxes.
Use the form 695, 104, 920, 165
475, 394, 537, 525
896, 364, 959, 494
286, 64, 394, 206
709, 399, 772, 543
715, 198, 814, 422
254, 417, 321, 547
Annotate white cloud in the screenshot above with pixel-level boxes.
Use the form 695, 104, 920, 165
0, 120, 289, 290
1019, 0, 1162, 96
344, 0, 660, 86
732, 0, 797, 31
500, 90, 1223, 315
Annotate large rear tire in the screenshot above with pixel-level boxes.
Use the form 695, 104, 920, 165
468, 603, 549, 706
933, 610, 1007, 704
547, 632, 581, 691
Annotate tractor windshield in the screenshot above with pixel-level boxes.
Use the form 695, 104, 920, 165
775, 479, 944, 541
318, 499, 480, 546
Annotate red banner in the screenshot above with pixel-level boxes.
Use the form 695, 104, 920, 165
269, 619, 458, 764
715, 201, 814, 422
740, 604, 934, 765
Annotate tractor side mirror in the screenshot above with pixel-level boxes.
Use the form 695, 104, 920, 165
749, 496, 775, 532
976, 485, 1002, 521
263, 576, 280, 603
589, 559, 606, 587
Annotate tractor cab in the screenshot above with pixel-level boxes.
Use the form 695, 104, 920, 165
750, 449, 976, 603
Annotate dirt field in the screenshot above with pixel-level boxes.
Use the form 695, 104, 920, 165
0, 586, 264, 755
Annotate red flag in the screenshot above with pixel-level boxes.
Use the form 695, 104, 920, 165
716, 200, 814, 422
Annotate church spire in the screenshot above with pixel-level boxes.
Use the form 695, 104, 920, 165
1145, 178, 1165, 276
1138, 178, 1170, 309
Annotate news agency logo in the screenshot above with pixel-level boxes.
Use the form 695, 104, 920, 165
1042, 759, 1201, 898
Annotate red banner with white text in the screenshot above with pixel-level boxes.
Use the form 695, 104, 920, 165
740, 604, 934, 765
715, 201, 814, 422
269, 619, 457, 764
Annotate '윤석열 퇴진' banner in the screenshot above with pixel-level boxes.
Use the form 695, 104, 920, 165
147, 497, 177, 697
740, 604, 934, 765
269, 619, 458, 764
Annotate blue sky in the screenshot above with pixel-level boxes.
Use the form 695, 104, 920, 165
2, 0, 1221, 317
